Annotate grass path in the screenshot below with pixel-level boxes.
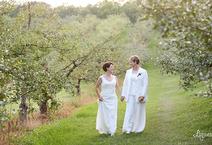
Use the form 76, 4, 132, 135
16, 67, 212, 145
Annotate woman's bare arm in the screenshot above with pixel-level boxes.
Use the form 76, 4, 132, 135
96, 77, 103, 101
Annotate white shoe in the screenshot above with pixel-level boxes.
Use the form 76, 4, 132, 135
122, 130, 131, 134
122, 131, 130, 134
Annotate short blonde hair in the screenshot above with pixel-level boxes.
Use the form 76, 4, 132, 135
129, 55, 140, 64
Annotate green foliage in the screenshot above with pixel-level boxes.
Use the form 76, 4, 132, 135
141, 0, 212, 97
53, 14, 132, 94
122, 1, 141, 24
0, 1, 65, 124
0, 101, 10, 128
96, 0, 121, 19
54, 0, 141, 24
0, 0, 147, 126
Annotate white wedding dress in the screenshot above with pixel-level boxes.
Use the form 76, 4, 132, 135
96, 75, 118, 135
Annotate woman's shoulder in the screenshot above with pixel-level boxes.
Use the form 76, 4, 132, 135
98, 75, 104, 81
139, 68, 147, 73
100, 74, 104, 77
126, 68, 132, 72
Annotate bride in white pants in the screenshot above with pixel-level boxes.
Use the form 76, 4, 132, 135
121, 55, 148, 133
96, 62, 119, 136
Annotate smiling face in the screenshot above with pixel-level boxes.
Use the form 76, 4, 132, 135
102, 62, 114, 73
129, 59, 137, 68
107, 64, 114, 73
129, 55, 140, 68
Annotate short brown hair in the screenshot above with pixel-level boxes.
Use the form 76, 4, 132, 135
102, 62, 113, 72
130, 55, 140, 64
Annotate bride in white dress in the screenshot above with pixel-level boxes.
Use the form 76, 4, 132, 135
96, 62, 118, 136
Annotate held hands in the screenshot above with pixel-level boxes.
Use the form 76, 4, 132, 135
98, 96, 104, 101
138, 96, 145, 103
121, 96, 125, 102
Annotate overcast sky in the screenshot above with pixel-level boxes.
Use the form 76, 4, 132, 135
12, 0, 129, 7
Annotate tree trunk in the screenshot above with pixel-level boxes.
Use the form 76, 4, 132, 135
19, 96, 28, 124
39, 91, 48, 115
40, 99, 48, 115
75, 79, 82, 96
76, 79, 81, 96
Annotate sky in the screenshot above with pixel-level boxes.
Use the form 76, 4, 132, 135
12, 0, 129, 7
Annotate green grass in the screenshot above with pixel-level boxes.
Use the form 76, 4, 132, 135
15, 67, 212, 145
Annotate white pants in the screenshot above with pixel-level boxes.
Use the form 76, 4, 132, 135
122, 95, 146, 133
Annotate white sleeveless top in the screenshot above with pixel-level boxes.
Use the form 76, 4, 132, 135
100, 75, 117, 97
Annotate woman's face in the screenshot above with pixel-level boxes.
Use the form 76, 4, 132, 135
107, 64, 114, 73
129, 59, 136, 68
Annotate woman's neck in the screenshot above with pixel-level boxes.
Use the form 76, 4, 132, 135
105, 71, 112, 76
132, 65, 139, 71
